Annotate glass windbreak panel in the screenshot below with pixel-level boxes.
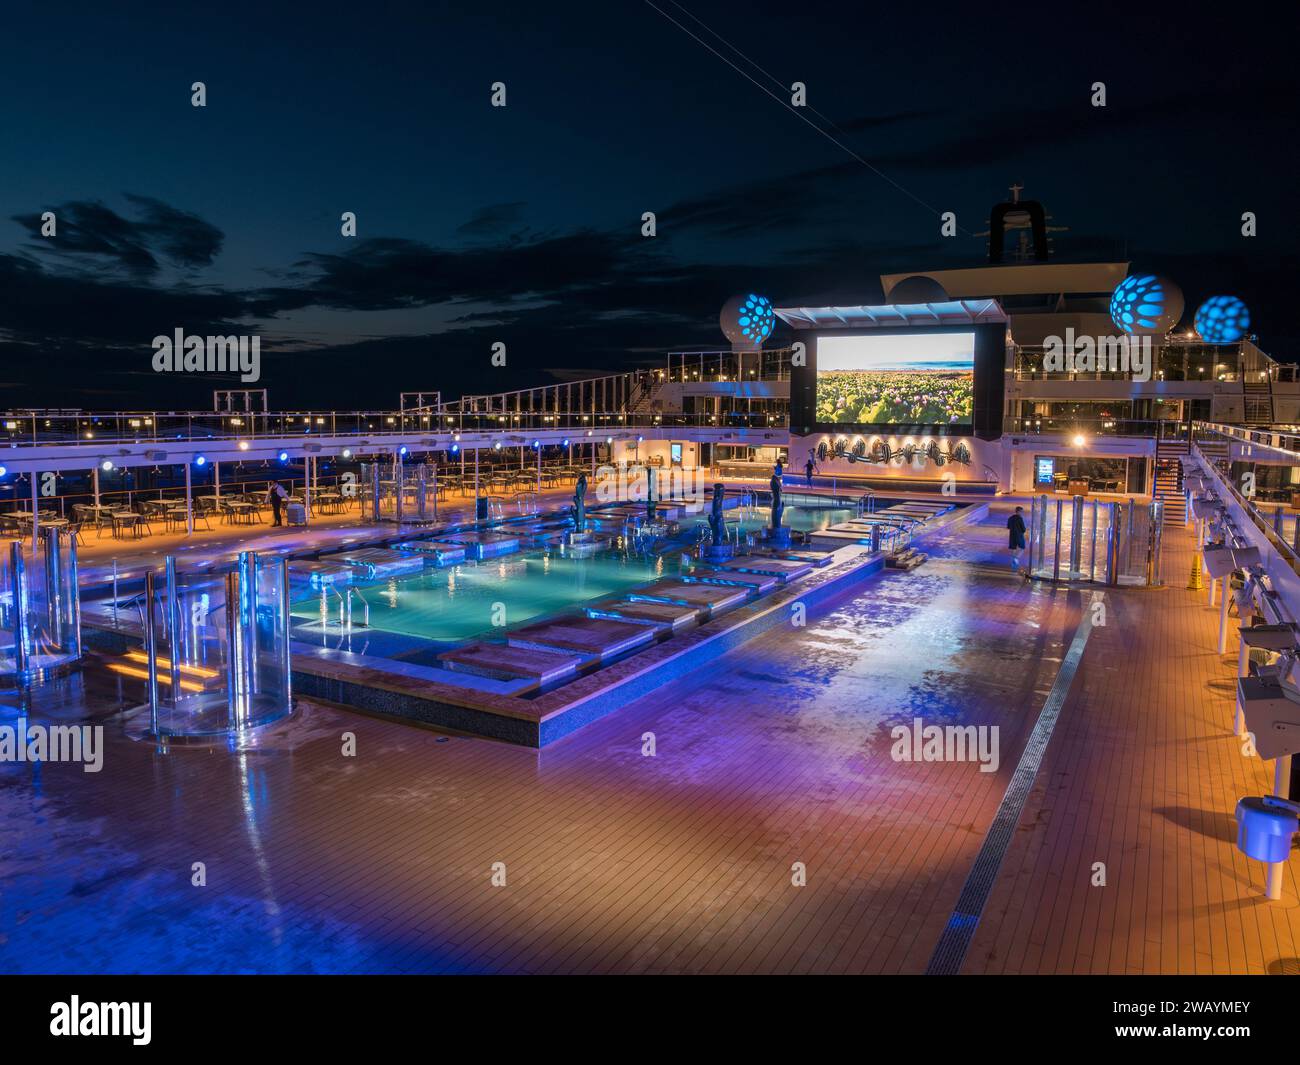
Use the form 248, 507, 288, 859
250, 558, 291, 723
1031, 497, 1112, 582
0, 532, 82, 681
148, 556, 291, 739
1030, 499, 1160, 586
151, 570, 230, 738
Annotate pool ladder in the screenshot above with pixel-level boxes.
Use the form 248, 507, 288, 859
321, 585, 370, 630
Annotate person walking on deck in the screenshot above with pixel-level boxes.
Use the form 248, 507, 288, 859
1007, 505, 1027, 571
266, 481, 288, 527
804, 455, 817, 486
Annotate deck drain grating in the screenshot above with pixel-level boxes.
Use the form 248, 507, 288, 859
925, 590, 1102, 975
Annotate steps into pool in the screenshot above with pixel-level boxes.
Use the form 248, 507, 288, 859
439, 642, 586, 685
440, 531, 522, 558
686, 570, 780, 595
318, 547, 425, 578
718, 557, 813, 581
629, 581, 748, 615
507, 616, 660, 659
759, 549, 837, 567
586, 598, 702, 630
392, 540, 469, 564
289, 560, 355, 585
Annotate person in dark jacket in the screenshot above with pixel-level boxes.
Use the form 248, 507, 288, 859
804, 455, 817, 486
266, 481, 288, 527
1007, 506, 1027, 570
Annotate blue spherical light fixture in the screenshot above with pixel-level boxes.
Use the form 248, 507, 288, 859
1109, 274, 1184, 335
1194, 296, 1251, 344
720, 293, 775, 348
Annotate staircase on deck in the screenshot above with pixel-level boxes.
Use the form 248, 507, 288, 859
1154, 435, 1189, 526
1243, 374, 1274, 426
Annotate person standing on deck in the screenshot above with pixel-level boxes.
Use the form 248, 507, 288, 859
266, 480, 288, 527
804, 455, 817, 486
1007, 505, 1027, 571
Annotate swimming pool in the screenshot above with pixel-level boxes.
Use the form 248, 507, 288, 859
292, 548, 678, 643
291, 496, 865, 646
694, 502, 857, 536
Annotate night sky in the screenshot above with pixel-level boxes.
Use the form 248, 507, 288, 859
1, 0, 1295, 411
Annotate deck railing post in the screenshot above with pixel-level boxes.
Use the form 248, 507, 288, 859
1105, 502, 1121, 585
1052, 498, 1063, 581
165, 556, 182, 702
240, 551, 258, 700
224, 570, 240, 729
1149, 501, 1164, 586
1036, 494, 1048, 571
144, 569, 159, 735
280, 558, 292, 713
1069, 494, 1083, 577
394, 450, 404, 525
43, 526, 63, 648
1089, 498, 1099, 581
66, 529, 81, 657
10, 542, 29, 679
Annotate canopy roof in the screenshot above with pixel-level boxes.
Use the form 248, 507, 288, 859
773, 298, 1007, 330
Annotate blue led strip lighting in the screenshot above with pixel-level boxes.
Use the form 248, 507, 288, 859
924, 589, 1102, 975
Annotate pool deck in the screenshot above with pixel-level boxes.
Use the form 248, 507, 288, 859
3, 500, 1294, 973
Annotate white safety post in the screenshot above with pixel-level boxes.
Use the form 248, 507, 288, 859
1265, 754, 1294, 900
1217, 574, 1230, 653
1235, 633, 1249, 735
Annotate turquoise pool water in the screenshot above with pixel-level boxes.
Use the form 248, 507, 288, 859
293, 549, 677, 643
294, 499, 861, 645
693, 503, 856, 536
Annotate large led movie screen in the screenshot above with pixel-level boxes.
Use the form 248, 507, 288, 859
815, 332, 975, 427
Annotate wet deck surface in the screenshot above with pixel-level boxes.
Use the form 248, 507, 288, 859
1, 504, 1297, 972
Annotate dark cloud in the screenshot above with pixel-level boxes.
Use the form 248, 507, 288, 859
867, 80, 1296, 172
455, 202, 530, 241
10, 195, 223, 277
0, 252, 250, 348
2, 173, 1296, 413
830, 109, 938, 134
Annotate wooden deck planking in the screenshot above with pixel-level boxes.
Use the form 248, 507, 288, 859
10, 504, 1299, 974
964, 530, 1300, 975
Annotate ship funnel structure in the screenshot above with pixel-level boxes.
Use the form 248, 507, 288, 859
987, 198, 1049, 264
